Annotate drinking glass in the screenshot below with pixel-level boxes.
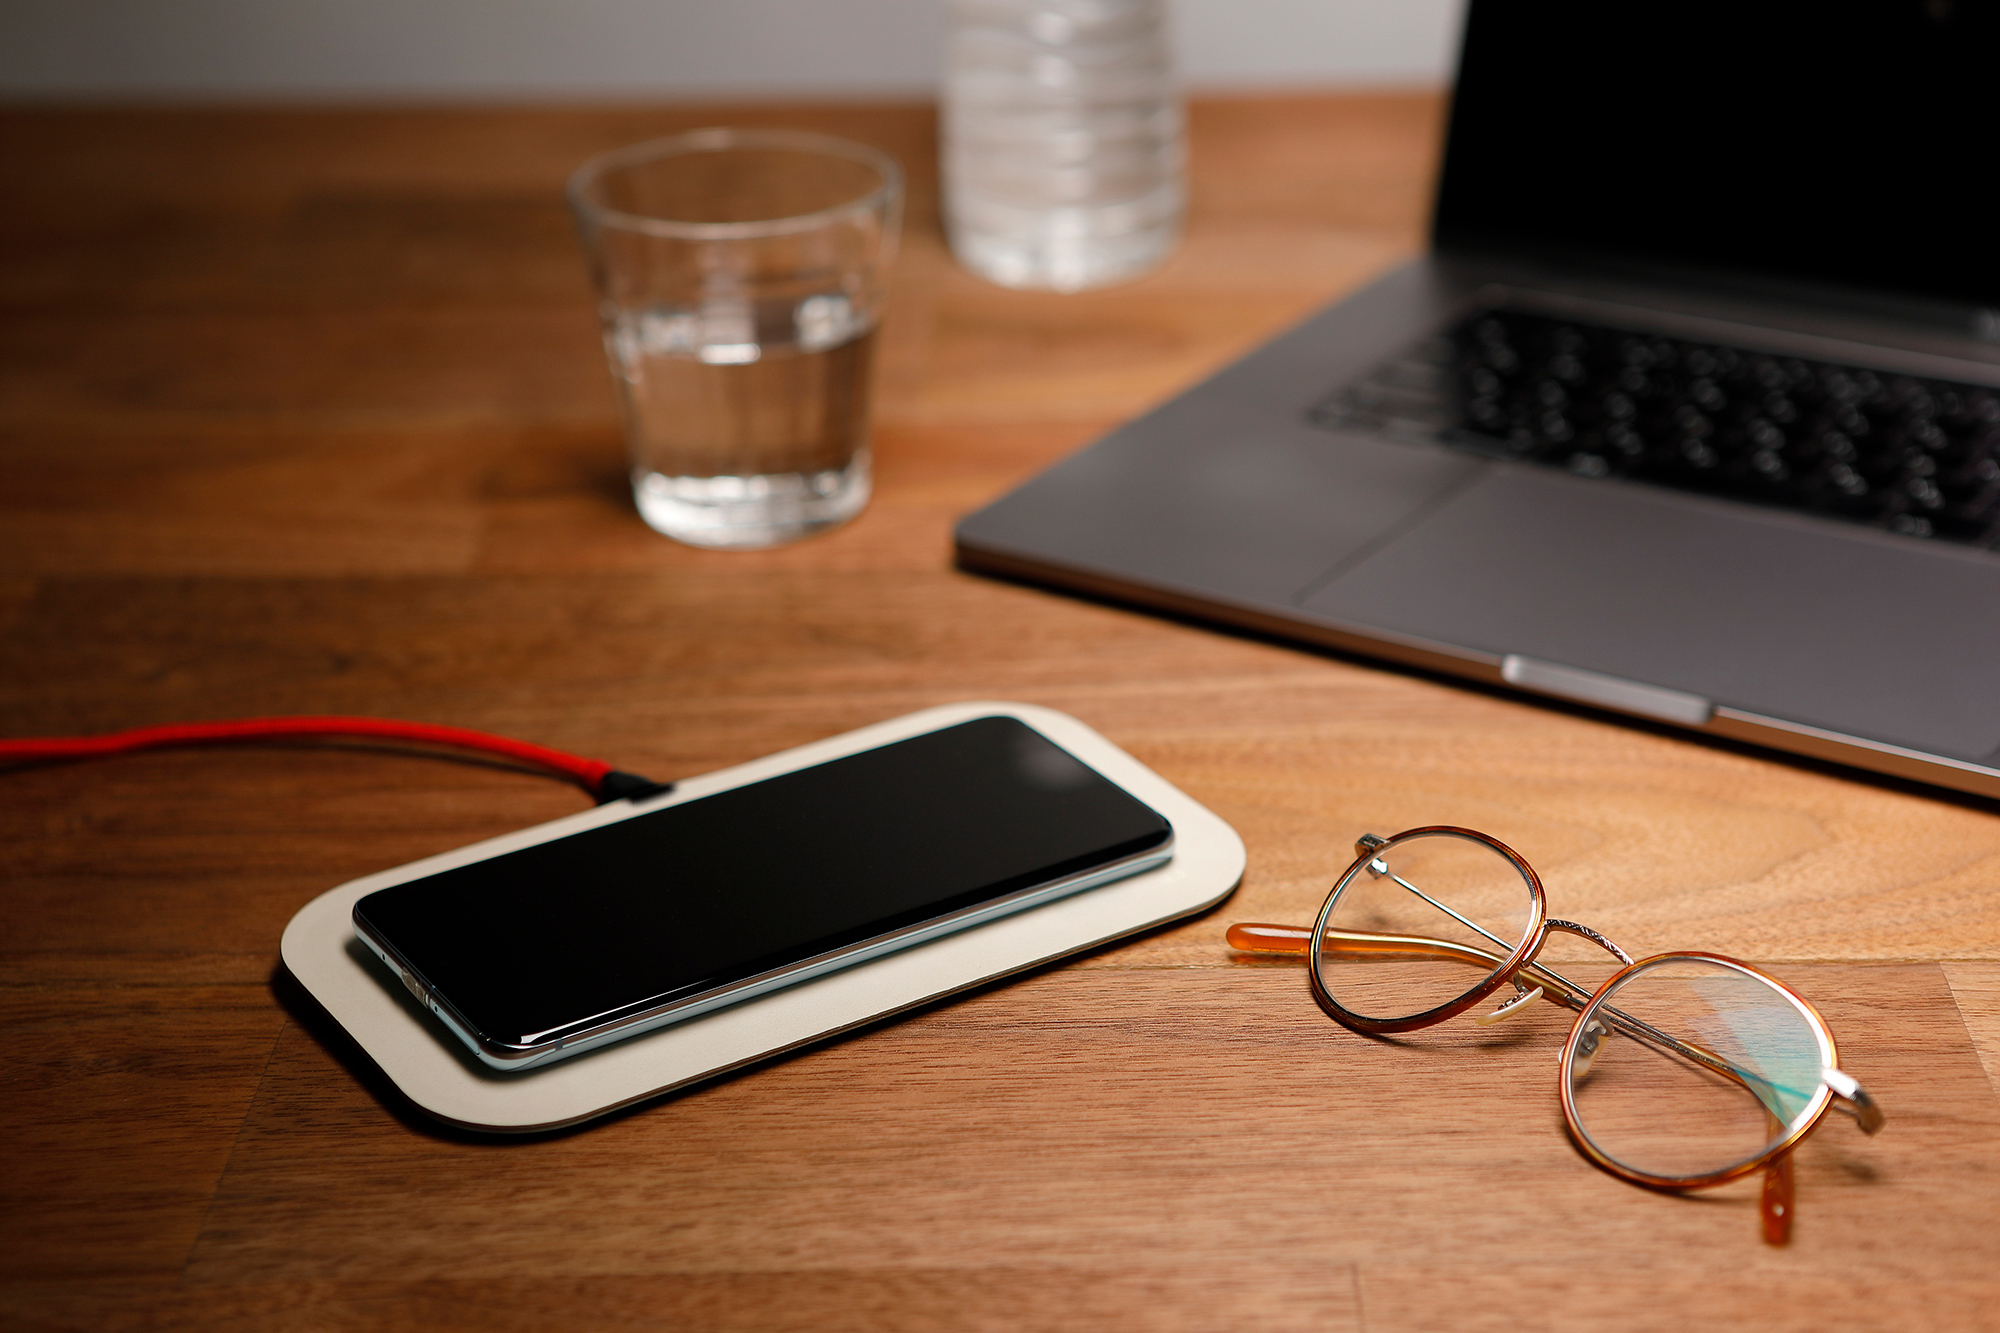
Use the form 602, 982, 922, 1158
1228, 827, 1886, 1244
569, 129, 903, 549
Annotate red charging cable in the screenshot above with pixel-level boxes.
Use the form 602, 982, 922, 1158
0, 716, 671, 804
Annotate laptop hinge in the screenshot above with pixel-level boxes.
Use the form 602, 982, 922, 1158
1501, 656, 1713, 727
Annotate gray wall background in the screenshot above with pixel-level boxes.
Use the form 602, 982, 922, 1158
0, 1, 1464, 100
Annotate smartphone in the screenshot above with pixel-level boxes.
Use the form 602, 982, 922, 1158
352, 715, 1173, 1071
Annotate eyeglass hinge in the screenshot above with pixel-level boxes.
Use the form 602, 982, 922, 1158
1823, 1066, 1887, 1135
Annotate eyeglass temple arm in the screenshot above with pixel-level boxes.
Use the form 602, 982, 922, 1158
1607, 1019, 1886, 1136
1763, 1136, 1796, 1245
1226, 922, 1886, 1134
1573, 990, 1885, 1137
1225, 923, 1598, 1009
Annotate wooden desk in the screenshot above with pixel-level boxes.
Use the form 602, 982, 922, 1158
4, 96, 1998, 1331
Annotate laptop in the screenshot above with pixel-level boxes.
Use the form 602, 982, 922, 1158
955, 0, 2000, 801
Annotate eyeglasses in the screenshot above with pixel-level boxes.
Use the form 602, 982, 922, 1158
1227, 826, 1884, 1244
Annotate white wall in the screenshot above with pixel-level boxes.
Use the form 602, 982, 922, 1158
0, 0, 1464, 101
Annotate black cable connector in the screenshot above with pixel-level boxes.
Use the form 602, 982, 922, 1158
594, 770, 676, 805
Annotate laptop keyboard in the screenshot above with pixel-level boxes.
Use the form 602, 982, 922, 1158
1314, 308, 2000, 545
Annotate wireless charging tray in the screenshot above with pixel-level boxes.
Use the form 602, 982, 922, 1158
281, 701, 1245, 1132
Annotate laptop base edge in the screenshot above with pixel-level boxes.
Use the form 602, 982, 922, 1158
952, 539, 2000, 805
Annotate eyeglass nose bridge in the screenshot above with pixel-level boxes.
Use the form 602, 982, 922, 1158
1475, 920, 1631, 1026
1544, 917, 1636, 967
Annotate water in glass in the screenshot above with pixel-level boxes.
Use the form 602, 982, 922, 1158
615, 296, 876, 548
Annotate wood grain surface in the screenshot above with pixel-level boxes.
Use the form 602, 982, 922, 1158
4, 95, 1999, 1332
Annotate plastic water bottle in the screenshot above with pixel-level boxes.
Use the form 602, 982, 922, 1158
942, 0, 1185, 292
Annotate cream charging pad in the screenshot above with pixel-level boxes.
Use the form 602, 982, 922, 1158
281, 702, 1245, 1132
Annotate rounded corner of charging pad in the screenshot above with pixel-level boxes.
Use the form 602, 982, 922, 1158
280, 701, 1245, 1133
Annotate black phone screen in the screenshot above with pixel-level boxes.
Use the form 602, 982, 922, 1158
354, 716, 1172, 1048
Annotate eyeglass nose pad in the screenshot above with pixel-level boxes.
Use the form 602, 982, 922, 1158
1475, 984, 1544, 1025
1567, 1016, 1611, 1073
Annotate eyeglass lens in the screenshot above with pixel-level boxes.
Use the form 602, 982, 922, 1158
1568, 956, 1829, 1180
1314, 830, 1536, 1024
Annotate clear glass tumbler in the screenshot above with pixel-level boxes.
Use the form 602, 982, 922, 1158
568, 129, 903, 549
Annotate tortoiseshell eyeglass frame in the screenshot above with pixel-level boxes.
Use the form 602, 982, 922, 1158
1227, 826, 1885, 1246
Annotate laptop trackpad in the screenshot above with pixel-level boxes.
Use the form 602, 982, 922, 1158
1296, 468, 2000, 762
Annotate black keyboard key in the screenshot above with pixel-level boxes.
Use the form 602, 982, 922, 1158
1311, 308, 2000, 548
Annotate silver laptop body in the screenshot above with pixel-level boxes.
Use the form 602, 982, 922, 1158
956, 1, 2000, 799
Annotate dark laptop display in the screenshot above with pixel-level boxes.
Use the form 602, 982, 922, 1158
1435, 2, 2000, 310
956, 1, 2000, 801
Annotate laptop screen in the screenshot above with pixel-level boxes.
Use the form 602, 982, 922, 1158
1433, 1, 2000, 312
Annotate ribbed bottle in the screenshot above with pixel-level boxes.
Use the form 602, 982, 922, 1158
942, 0, 1185, 291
